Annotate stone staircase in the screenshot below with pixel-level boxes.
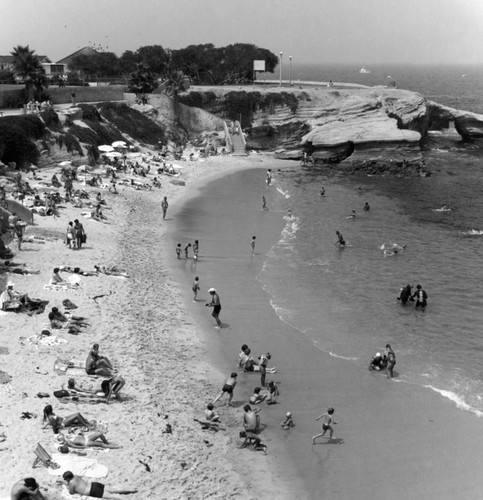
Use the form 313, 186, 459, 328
230, 130, 247, 156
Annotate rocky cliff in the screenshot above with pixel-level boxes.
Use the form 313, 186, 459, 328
179, 86, 483, 173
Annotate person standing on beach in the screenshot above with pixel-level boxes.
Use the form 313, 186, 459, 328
73, 219, 86, 250
261, 195, 267, 211
192, 276, 200, 301
384, 344, 396, 378
184, 243, 191, 259
193, 240, 199, 261
212, 372, 237, 406
363, 202, 370, 211
161, 196, 168, 219
312, 407, 337, 443
176, 243, 181, 259
206, 288, 222, 327
251, 236, 256, 255
258, 352, 271, 387
266, 169, 272, 186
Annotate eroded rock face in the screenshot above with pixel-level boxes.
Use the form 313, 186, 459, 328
180, 85, 483, 172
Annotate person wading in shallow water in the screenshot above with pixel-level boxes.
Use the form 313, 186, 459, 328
161, 196, 168, 219
206, 288, 222, 327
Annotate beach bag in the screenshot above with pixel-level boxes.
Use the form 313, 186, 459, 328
53, 390, 69, 398
81, 234, 87, 243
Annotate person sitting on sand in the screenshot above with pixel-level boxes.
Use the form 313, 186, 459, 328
0, 282, 30, 311
91, 204, 107, 222
265, 380, 280, 405
61, 471, 137, 499
43, 405, 94, 433
51, 307, 88, 325
280, 412, 295, 430
11, 477, 45, 500
239, 430, 267, 454
86, 344, 114, 377
212, 372, 237, 407
243, 404, 261, 433
249, 387, 266, 405
58, 431, 120, 449
95, 192, 106, 205
101, 375, 125, 403
50, 267, 67, 285
205, 403, 221, 423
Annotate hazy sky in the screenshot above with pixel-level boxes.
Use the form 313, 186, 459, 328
2, 0, 482, 65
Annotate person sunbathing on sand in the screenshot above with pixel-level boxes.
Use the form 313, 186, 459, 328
58, 431, 120, 449
61, 471, 137, 499
43, 405, 94, 433
94, 265, 129, 278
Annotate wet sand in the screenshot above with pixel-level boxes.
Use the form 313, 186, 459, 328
167, 165, 483, 500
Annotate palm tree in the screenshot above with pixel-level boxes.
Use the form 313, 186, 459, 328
164, 70, 190, 98
10, 45, 47, 101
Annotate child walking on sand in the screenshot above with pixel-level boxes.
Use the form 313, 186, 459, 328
192, 276, 200, 301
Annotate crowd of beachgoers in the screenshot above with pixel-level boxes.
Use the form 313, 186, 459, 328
0, 130, 303, 500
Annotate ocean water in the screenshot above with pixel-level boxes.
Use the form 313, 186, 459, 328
260, 63, 483, 415
267, 62, 483, 113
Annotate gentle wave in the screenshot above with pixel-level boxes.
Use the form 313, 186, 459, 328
424, 385, 483, 418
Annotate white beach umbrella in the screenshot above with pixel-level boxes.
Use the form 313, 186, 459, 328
98, 145, 115, 152
112, 141, 127, 148
105, 151, 123, 158
58, 160, 72, 166
127, 152, 142, 158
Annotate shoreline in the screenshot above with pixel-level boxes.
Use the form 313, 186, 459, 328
0, 153, 298, 499
2, 151, 483, 499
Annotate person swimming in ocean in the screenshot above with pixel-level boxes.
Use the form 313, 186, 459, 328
363, 202, 370, 211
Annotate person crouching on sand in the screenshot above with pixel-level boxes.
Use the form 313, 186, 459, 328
11, 477, 45, 500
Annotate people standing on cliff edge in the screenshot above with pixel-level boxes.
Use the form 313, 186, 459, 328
206, 288, 222, 327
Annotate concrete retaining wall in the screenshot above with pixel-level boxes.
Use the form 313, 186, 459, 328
0, 85, 125, 108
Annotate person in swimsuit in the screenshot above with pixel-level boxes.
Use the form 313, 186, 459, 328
101, 375, 125, 403
192, 276, 200, 301
193, 240, 199, 261
261, 195, 267, 210
206, 288, 222, 327
384, 344, 396, 379
363, 202, 370, 211
335, 231, 346, 246
212, 372, 237, 406
59, 432, 120, 449
161, 196, 168, 219
42, 405, 93, 433
85, 344, 114, 378
243, 404, 261, 433
176, 243, 182, 259
62, 471, 137, 499
412, 284, 428, 309
11, 477, 45, 500
312, 407, 337, 443
251, 236, 256, 255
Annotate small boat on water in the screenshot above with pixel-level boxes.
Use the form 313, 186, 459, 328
359, 67, 371, 74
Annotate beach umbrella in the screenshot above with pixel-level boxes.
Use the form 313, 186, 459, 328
98, 145, 115, 152
112, 141, 127, 148
127, 152, 142, 158
58, 160, 72, 166
105, 151, 123, 158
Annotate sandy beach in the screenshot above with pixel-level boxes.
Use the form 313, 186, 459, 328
2, 148, 483, 500
0, 153, 298, 500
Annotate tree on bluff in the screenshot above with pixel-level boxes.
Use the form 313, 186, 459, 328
120, 45, 169, 76
170, 43, 277, 85
128, 63, 156, 94
69, 51, 121, 77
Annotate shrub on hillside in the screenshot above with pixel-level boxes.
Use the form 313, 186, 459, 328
39, 108, 60, 128
97, 102, 166, 145
77, 104, 102, 122
0, 115, 45, 139
0, 123, 39, 166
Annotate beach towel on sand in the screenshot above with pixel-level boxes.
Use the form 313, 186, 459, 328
48, 453, 108, 477
54, 358, 92, 377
